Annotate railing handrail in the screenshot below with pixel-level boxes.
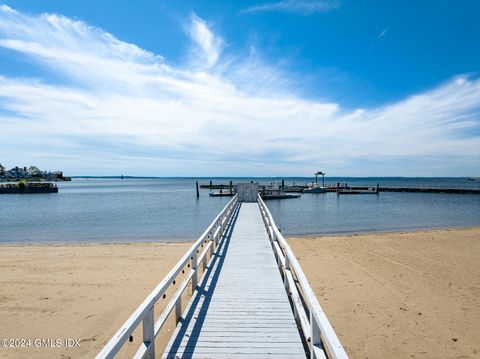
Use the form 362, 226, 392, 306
96, 194, 239, 359
258, 194, 348, 359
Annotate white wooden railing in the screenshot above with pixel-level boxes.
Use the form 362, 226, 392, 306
258, 194, 349, 359
96, 195, 239, 359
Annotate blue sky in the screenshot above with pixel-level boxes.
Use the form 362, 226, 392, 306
0, 0, 479, 176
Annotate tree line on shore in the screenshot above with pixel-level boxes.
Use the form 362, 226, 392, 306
0, 163, 71, 182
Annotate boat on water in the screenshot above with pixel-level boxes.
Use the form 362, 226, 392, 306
261, 190, 300, 200
303, 171, 327, 193
303, 184, 327, 193
209, 189, 235, 197
283, 185, 305, 193
260, 181, 301, 199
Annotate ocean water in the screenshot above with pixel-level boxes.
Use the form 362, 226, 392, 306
0, 177, 479, 243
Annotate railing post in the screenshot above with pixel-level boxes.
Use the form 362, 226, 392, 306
215, 227, 220, 246
191, 250, 198, 293
142, 306, 155, 359
202, 249, 207, 271
209, 235, 214, 257
284, 255, 290, 290
285, 254, 290, 270
175, 296, 182, 324
268, 226, 275, 242
310, 314, 321, 359
221, 216, 226, 234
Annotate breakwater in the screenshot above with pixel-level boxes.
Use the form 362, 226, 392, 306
0, 182, 58, 194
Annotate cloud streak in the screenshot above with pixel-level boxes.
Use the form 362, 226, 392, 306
0, 5, 479, 176
240, 0, 340, 16
187, 14, 222, 67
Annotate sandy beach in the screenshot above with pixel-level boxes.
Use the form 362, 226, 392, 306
288, 227, 480, 359
0, 227, 479, 358
0, 242, 191, 358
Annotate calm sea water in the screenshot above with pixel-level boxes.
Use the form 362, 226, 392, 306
0, 177, 479, 243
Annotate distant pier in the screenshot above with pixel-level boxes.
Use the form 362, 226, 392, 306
200, 181, 480, 195
324, 184, 480, 194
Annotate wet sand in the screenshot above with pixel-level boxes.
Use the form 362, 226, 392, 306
288, 227, 480, 359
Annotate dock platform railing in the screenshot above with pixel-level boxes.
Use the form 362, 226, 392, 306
95, 195, 239, 359
258, 194, 348, 359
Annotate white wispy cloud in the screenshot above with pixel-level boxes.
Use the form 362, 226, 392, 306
187, 14, 222, 67
0, 5, 479, 176
240, 0, 340, 16
379, 28, 388, 38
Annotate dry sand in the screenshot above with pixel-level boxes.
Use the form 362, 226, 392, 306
0, 242, 191, 359
288, 227, 480, 359
0, 227, 479, 359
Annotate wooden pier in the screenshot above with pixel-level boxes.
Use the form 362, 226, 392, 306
163, 202, 305, 358
200, 181, 480, 195
324, 184, 480, 194
96, 187, 348, 359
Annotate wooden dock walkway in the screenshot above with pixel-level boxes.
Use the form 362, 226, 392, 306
162, 202, 306, 359
97, 186, 347, 359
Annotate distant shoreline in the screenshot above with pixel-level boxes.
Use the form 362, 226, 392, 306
69, 175, 478, 179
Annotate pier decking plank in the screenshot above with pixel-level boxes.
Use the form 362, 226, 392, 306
162, 203, 306, 359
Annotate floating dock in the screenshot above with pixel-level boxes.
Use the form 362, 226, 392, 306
261, 193, 301, 200
325, 185, 480, 194
209, 192, 235, 197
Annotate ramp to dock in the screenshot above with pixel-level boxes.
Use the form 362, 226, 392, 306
162, 202, 306, 359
